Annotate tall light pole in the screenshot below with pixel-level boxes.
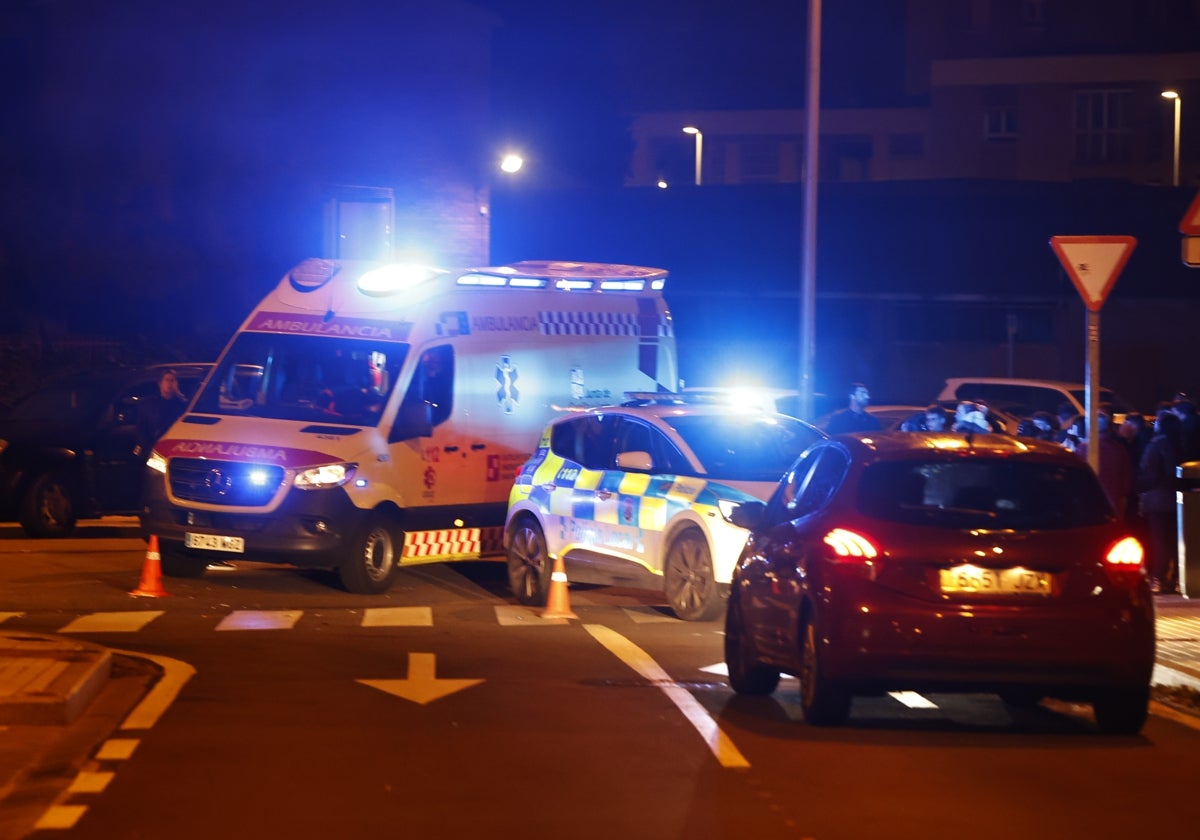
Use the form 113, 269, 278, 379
798, 0, 821, 422
1163, 89, 1181, 187
682, 126, 703, 185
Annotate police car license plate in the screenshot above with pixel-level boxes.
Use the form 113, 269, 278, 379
185, 532, 245, 553
939, 566, 1050, 595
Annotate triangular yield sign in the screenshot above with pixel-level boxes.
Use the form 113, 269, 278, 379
1181, 190, 1200, 235
1049, 235, 1137, 312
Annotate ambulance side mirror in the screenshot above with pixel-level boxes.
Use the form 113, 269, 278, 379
389, 397, 434, 442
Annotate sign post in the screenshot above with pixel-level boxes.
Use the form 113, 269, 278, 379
1049, 235, 1137, 473
1179, 190, 1200, 268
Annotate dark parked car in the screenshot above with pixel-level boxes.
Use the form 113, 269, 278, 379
724, 430, 1155, 734
0, 363, 211, 536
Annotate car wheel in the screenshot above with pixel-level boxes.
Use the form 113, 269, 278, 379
160, 545, 209, 578
724, 588, 780, 696
799, 617, 851, 726
664, 528, 723, 621
1092, 685, 1150, 735
507, 517, 551, 606
19, 472, 77, 538
338, 512, 399, 595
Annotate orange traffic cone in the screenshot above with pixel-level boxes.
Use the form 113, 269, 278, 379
130, 535, 170, 598
541, 555, 577, 620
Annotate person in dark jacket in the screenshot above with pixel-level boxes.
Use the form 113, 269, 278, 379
1172, 396, 1200, 463
1136, 408, 1183, 594
826, 382, 881, 434
135, 369, 188, 458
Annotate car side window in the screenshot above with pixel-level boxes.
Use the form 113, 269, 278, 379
791, 447, 849, 518
768, 449, 820, 520
552, 415, 619, 471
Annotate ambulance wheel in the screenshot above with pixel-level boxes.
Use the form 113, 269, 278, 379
19, 471, 77, 537
664, 528, 723, 621
507, 516, 551, 606
339, 513, 399, 594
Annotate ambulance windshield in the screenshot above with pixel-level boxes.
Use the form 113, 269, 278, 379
192, 333, 408, 426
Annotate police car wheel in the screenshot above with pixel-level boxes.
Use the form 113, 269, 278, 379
664, 529, 722, 621
19, 471, 77, 538
507, 516, 551, 606
339, 513, 398, 595
725, 588, 780, 696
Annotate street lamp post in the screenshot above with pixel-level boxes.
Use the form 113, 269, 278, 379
682, 126, 703, 185
1163, 90, 1181, 187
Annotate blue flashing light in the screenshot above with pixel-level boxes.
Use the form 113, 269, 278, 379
357, 264, 441, 295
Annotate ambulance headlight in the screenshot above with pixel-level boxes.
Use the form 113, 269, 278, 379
294, 463, 357, 489
146, 450, 168, 474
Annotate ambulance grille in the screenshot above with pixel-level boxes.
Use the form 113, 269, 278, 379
168, 459, 286, 506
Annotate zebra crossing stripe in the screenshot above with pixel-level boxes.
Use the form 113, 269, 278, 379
215, 610, 303, 631
59, 611, 164, 633
362, 606, 433, 627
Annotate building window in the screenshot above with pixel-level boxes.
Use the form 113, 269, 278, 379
984, 106, 1017, 141
888, 133, 924, 159
1073, 89, 1132, 164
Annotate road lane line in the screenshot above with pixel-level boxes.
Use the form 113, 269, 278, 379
110, 649, 196, 731
584, 624, 750, 769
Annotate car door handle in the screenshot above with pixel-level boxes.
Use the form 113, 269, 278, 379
444, 445, 459, 453
471, 443, 486, 450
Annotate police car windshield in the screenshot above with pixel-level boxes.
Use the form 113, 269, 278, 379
192, 333, 408, 426
663, 414, 821, 481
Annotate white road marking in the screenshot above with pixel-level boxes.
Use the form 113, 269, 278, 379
362, 606, 433, 627
59, 611, 163, 633
584, 624, 750, 769
888, 691, 939, 709
216, 610, 302, 631
622, 607, 679, 623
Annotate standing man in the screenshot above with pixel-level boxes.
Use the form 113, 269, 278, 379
136, 369, 188, 458
826, 382, 882, 434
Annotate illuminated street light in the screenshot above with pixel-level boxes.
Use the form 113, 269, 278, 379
1162, 90, 1181, 187
682, 126, 703, 185
500, 153, 524, 174
656, 179, 668, 189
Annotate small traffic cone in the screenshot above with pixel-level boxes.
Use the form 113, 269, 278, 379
130, 535, 170, 598
541, 555, 577, 620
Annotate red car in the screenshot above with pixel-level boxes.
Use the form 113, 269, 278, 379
724, 431, 1155, 734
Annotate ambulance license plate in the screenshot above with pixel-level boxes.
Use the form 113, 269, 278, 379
185, 532, 245, 553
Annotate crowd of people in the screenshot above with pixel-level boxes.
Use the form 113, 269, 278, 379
830, 381, 1200, 596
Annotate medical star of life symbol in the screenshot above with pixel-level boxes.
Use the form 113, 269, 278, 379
495, 355, 519, 414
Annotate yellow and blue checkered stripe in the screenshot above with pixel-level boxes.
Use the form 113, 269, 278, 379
513, 447, 755, 535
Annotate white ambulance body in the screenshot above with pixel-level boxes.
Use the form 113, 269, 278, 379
139, 258, 677, 593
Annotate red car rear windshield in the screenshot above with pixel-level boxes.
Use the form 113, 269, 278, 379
856, 459, 1113, 530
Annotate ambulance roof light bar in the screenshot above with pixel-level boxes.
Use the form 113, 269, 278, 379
356, 264, 444, 296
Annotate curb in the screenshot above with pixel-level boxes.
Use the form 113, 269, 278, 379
0, 632, 112, 726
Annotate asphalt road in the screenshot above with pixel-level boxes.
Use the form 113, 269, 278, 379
2, 524, 1200, 839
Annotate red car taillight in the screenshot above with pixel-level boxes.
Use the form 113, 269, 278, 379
1103, 536, 1145, 584
822, 528, 880, 579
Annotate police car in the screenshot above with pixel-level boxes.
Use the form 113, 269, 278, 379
504, 393, 826, 620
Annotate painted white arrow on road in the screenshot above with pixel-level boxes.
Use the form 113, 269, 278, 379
357, 653, 484, 705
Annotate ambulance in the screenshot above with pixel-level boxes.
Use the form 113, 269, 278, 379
139, 258, 678, 593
